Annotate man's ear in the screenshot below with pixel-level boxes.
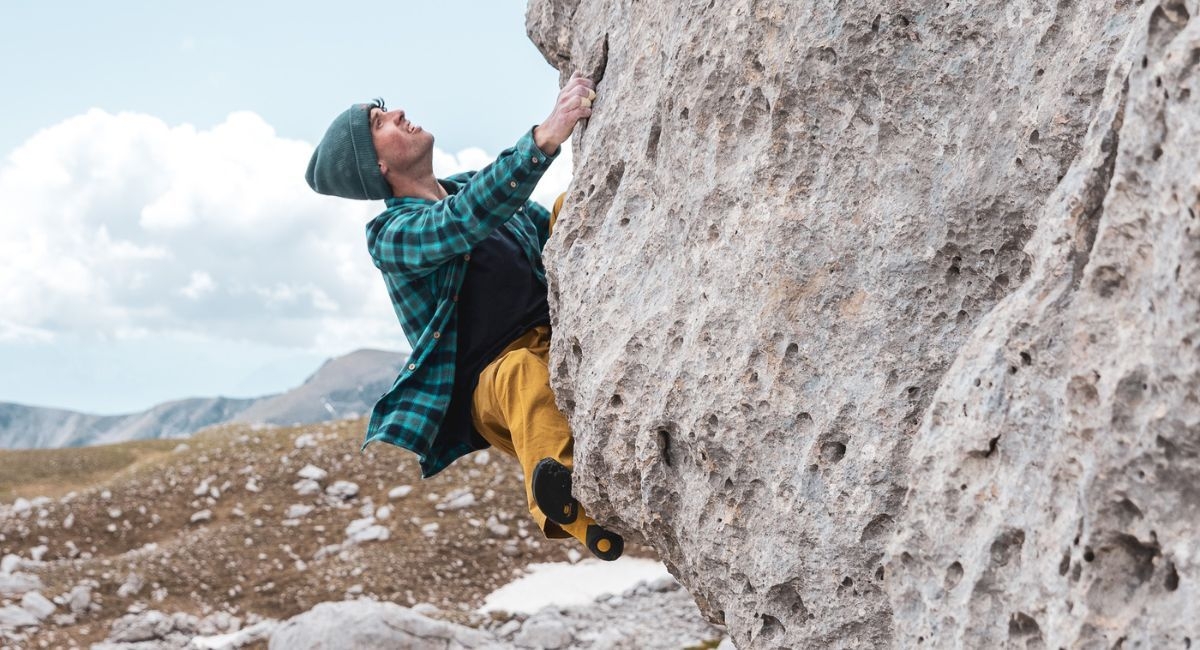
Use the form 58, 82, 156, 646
377, 160, 388, 176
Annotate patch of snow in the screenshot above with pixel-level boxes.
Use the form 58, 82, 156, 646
481, 558, 672, 615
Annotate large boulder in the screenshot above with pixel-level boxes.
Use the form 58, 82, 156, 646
528, 0, 1198, 647
268, 600, 494, 650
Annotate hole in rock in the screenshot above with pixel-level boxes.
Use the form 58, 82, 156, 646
990, 528, 1025, 567
1029, 129, 1040, 144
1020, 351, 1032, 366
860, 514, 894, 543
610, 394, 623, 407
1165, 561, 1180, 591
785, 342, 800, 360
657, 429, 672, 467
821, 441, 847, 464
757, 614, 785, 641
1008, 612, 1042, 639
944, 561, 963, 590
646, 123, 661, 161
1083, 546, 1095, 562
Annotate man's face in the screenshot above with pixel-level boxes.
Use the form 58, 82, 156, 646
369, 106, 433, 175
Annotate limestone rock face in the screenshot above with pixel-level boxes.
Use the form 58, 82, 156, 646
528, 0, 1198, 647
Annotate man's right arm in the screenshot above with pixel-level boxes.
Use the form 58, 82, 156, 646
368, 73, 597, 278
367, 129, 557, 277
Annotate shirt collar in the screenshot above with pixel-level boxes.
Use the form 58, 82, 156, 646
384, 178, 461, 208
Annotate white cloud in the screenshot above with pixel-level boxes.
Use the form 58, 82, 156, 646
180, 271, 216, 300
0, 110, 573, 355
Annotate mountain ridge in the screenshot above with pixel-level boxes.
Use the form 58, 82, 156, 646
0, 348, 406, 449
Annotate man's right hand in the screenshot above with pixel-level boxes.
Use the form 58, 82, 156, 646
534, 71, 596, 155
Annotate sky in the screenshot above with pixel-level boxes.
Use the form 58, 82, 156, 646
0, 2, 571, 414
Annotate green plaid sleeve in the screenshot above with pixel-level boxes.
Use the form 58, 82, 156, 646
527, 200, 552, 250
367, 128, 558, 278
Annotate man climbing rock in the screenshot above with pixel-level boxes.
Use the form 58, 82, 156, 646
305, 72, 622, 561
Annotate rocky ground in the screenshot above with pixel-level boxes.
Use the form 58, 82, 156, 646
0, 418, 722, 648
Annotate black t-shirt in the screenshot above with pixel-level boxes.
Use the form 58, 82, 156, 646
439, 223, 550, 449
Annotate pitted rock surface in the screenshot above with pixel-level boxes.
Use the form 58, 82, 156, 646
528, 0, 1198, 647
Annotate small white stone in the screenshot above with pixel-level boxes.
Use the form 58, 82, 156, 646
245, 478, 261, 493
375, 505, 393, 520
28, 546, 47, 562
0, 604, 39, 627
193, 477, 215, 496
108, 507, 123, 519
1, 554, 20, 575
294, 434, 317, 449
474, 450, 491, 465
437, 489, 476, 511
20, 591, 54, 619
421, 522, 440, 536
388, 485, 413, 500
297, 464, 328, 481
117, 574, 144, 598
325, 481, 359, 500
292, 479, 321, 496
66, 584, 91, 613
62, 513, 74, 530
285, 504, 314, 519
190, 510, 213, 524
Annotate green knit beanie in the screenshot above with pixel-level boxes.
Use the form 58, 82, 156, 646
305, 103, 392, 200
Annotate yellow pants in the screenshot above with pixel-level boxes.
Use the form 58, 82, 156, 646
471, 325, 596, 544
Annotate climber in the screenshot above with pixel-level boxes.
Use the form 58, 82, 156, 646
304, 72, 623, 561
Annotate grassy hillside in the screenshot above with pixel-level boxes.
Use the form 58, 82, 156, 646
0, 417, 652, 648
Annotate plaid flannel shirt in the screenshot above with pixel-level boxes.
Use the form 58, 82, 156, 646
362, 128, 558, 477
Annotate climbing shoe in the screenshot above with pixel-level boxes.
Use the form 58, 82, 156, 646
532, 458, 579, 525
586, 524, 624, 561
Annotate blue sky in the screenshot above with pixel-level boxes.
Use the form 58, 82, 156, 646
0, 1, 571, 415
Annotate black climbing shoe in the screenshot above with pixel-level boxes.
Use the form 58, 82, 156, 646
586, 524, 624, 561
532, 458, 579, 525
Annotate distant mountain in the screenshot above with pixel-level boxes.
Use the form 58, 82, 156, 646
0, 349, 405, 449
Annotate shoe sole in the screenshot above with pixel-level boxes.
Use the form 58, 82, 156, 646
532, 458, 579, 525
586, 524, 624, 561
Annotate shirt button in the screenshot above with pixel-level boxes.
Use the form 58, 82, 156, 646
464, 254, 471, 261
407, 363, 416, 371
433, 332, 441, 339
452, 294, 459, 302
517, 207, 524, 213
509, 181, 517, 188
532, 157, 539, 164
